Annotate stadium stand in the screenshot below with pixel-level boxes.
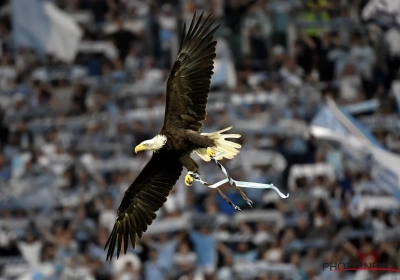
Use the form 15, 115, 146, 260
0, 0, 400, 279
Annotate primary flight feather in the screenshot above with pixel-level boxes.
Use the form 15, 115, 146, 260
105, 11, 242, 261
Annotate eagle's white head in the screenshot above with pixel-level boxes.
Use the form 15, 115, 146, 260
135, 135, 167, 153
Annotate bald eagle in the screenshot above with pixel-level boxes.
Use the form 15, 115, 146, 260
105, 12, 242, 261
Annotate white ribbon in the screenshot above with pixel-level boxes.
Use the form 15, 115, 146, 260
187, 152, 289, 211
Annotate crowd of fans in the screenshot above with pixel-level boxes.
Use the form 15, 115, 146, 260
1, 0, 400, 279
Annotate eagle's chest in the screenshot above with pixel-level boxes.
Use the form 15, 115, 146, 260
162, 130, 193, 152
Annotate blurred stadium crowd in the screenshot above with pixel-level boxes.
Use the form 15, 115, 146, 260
1, 0, 400, 279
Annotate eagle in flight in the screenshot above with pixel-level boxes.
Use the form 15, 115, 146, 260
105, 12, 242, 261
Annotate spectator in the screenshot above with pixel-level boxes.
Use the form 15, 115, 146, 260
16, 231, 42, 268
114, 261, 141, 280
190, 227, 216, 277
0, 110, 9, 149
148, 232, 179, 272
338, 63, 363, 104
349, 32, 376, 81
14, 119, 34, 151
279, 56, 304, 89
99, 194, 117, 234
173, 241, 197, 275
233, 241, 258, 264
144, 249, 165, 280
60, 257, 95, 280
215, 254, 234, 280
0, 152, 11, 181
111, 18, 138, 61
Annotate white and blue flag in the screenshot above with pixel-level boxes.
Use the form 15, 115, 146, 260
211, 38, 237, 90
311, 98, 400, 200
11, 0, 83, 62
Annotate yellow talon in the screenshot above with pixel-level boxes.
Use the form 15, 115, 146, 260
184, 174, 194, 186
206, 147, 215, 157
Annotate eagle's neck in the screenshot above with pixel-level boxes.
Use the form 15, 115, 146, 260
151, 134, 167, 151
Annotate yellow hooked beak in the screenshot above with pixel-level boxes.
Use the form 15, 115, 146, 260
135, 144, 146, 153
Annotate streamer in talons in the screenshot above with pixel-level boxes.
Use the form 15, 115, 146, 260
188, 152, 289, 212
189, 170, 243, 212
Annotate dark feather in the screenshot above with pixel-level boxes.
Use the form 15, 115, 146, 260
123, 231, 129, 254
130, 232, 136, 249
181, 115, 196, 123
162, 12, 221, 133
137, 195, 160, 211
117, 231, 123, 258
104, 152, 182, 261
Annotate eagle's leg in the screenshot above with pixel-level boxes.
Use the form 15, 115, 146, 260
184, 174, 194, 186
179, 153, 199, 186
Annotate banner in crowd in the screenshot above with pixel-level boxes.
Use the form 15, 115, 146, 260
11, 0, 83, 62
343, 99, 379, 114
362, 0, 400, 26
359, 114, 400, 132
211, 59, 237, 90
311, 98, 400, 199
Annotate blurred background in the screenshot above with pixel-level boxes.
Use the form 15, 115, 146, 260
0, 0, 400, 279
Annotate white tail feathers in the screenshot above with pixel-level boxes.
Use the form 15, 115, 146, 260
194, 126, 242, 162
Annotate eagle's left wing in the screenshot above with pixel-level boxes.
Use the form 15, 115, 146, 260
104, 152, 182, 261
162, 12, 220, 132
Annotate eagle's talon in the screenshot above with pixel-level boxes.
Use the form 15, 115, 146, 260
206, 147, 215, 158
185, 174, 194, 186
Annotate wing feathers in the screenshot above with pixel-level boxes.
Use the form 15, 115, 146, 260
138, 195, 160, 211
162, 12, 220, 132
186, 11, 204, 42
123, 230, 129, 254
130, 232, 136, 249
132, 211, 143, 239
105, 153, 182, 261
183, 11, 198, 46
117, 231, 123, 258
125, 213, 131, 229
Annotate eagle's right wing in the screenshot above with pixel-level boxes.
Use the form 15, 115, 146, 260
104, 152, 182, 261
162, 12, 220, 132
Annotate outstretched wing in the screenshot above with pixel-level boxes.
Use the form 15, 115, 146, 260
162, 12, 221, 132
104, 152, 182, 261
